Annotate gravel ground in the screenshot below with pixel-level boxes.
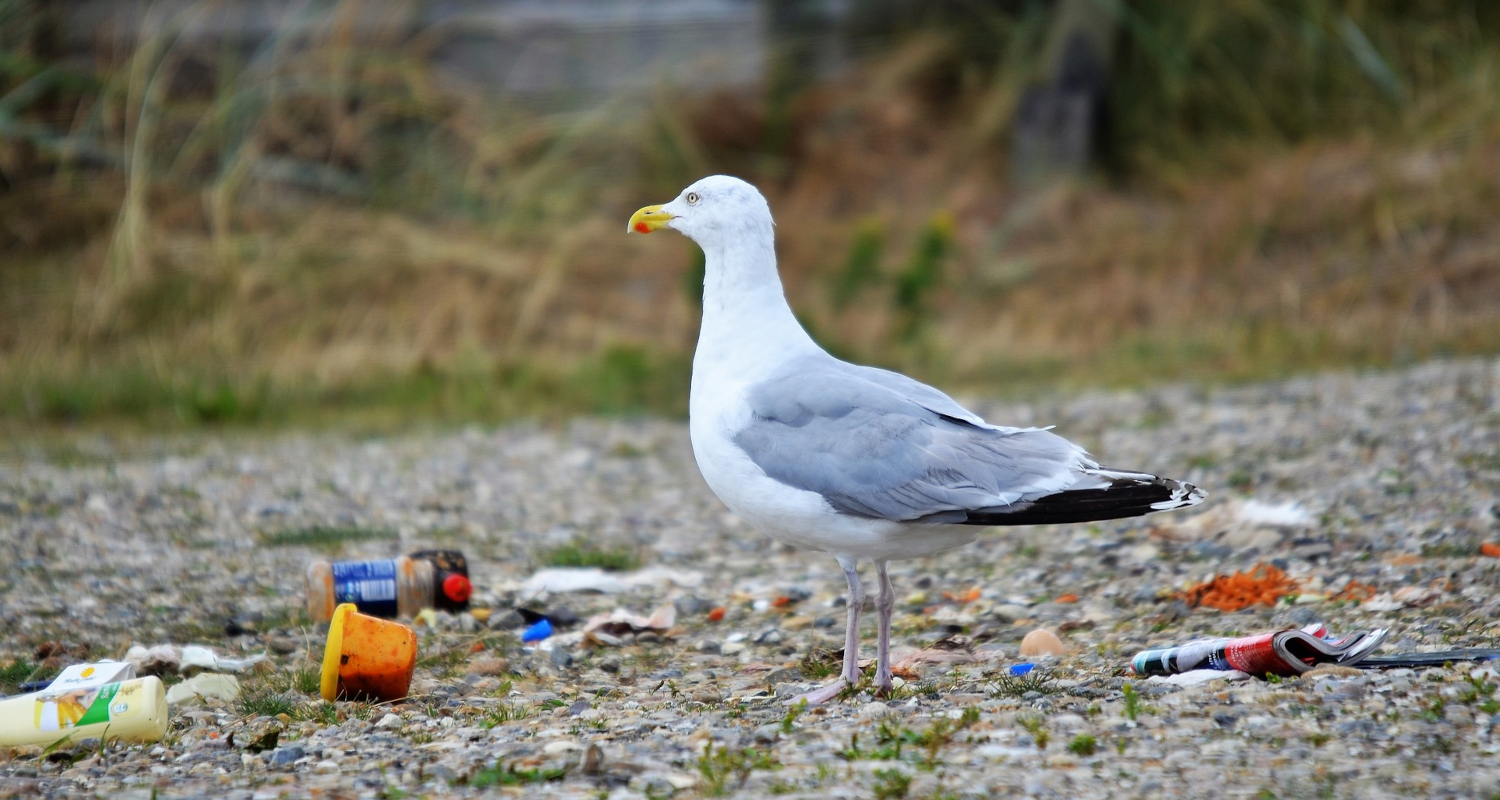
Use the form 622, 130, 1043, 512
2, 358, 1499, 800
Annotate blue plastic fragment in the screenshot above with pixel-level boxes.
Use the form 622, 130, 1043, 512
522, 618, 554, 643
1009, 663, 1035, 676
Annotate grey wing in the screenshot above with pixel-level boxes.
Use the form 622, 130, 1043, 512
733, 365, 1092, 522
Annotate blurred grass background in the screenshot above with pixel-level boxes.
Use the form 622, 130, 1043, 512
1, 0, 1498, 430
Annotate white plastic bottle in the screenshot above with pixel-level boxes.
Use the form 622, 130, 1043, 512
0, 677, 168, 747
305, 555, 435, 622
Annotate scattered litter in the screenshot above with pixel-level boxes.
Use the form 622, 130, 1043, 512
892, 638, 982, 671
942, 587, 981, 604
181, 645, 268, 674
617, 565, 706, 589
707, 607, 727, 622
1481, 542, 1500, 558
1146, 669, 1252, 686
521, 568, 628, 595
321, 603, 417, 702
518, 565, 707, 596
1150, 499, 1313, 550
1362, 584, 1447, 611
408, 549, 473, 611
1237, 500, 1315, 527
1180, 562, 1299, 611
166, 673, 241, 706
307, 550, 471, 622
1132, 624, 1387, 677
125, 644, 182, 676
44, 660, 135, 692
515, 606, 580, 629
583, 604, 676, 645
1009, 663, 1035, 676
522, 619, 554, 643
0, 676, 169, 746
1019, 628, 1066, 657
1054, 593, 1079, 604
1356, 648, 1500, 669
1329, 579, 1377, 602
411, 608, 439, 628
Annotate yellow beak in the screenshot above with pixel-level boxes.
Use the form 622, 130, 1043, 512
628, 204, 675, 234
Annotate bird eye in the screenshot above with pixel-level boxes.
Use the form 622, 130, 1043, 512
686, 192, 701, 205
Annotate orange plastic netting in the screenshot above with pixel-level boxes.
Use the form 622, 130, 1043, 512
1180, 563, 1300, 612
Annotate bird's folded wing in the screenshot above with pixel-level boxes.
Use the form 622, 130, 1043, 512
732, 366, 1091, 522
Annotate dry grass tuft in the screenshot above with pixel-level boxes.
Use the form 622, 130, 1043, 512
2, 1, 1499, 428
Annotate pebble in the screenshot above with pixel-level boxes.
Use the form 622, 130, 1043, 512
1019, 628, 1067, 656
266, 746, 305, 767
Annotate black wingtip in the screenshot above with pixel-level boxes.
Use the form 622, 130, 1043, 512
960, 472, 1204, 527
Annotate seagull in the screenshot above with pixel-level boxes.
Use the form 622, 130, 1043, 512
629, 176, 1205, 704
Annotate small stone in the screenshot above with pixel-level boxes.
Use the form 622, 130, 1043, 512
550, 647, 575, 669
992, 604, 1031, 623
675, 596, 713, 616
599, 656, 622, 673
375, 713, 403, 729
755, 628, 784, 645
1019, 628, 1066, 657
694, 639, 722, 654
313, 760, 339, 774
722, 642, 747, 655
466, 656, 510, 676
859, 701, 891, 718
581, 743, 603, 776
813, 616, 838, 629
267, 745, 305, 767
764, 667, 802, 684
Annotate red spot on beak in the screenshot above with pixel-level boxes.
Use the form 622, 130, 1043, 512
634, 222, 652, 234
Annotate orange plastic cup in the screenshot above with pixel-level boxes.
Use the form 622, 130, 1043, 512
320, 603, 418, 702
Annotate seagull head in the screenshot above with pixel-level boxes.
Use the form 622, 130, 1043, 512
627, 175, 773, 247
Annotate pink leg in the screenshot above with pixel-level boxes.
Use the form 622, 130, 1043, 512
873, 560, 895, 694
790, 555, 862, 706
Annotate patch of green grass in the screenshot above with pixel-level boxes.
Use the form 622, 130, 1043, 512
989, 669, 1056, 698
799, 647, 841, 680
0, 659, 52, 695
910, 707, 980, 770
477, 704, 532, 729
1122, 682, 1145, 722
1067, 734, 1097, 756
780, 699, 807, 735
259, 526, 398, 550
414, 644, 473, 682
1017, 714, 1050, 750
696, 740, 780, 797
871, 768, 912, 800
537, 540, 640, 572
467, 762, 568, 788
237, 690, 301, 718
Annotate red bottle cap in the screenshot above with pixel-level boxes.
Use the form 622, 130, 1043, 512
442, 573, 472, 603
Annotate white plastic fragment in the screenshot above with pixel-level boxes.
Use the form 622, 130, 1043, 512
1145, 669, 1252, 686
166, 673, 241, 705
521, 568, 628, 595
181, 645, 268, 674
